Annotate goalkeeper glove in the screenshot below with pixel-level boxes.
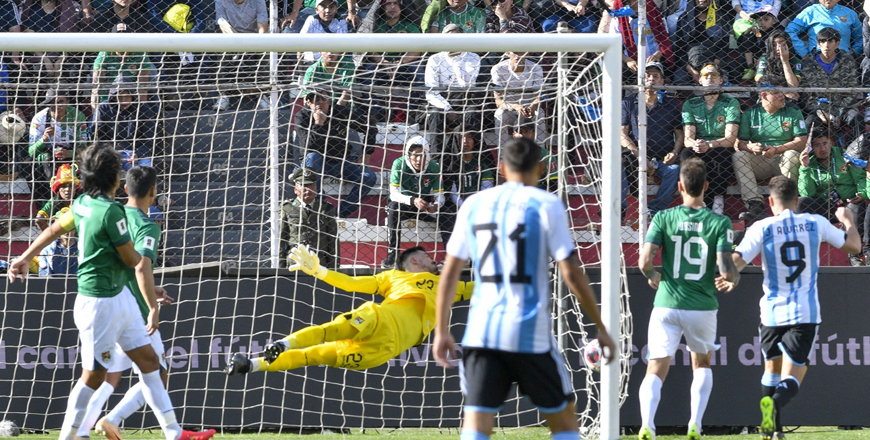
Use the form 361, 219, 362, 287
288, 244, 328, 279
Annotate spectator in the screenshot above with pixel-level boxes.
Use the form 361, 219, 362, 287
485, 0, 533, 33
91, 50, 152, 107
281, 0, 358, 33
622, 62, 682, 218
383, 135, 453, 267
38, 224, 77, 276
294, 89, 378, 218
843, 133, 870, 262
491, 51, 545, 146
733, 0, 781, 20
0, 0, 22, 32
733, 75, 808, 223
279, 168, 339, 269
785, 0, 862, 58
428, 0, 486, 33
0, 61, 7, 112
800, 26, 860, 135
735, 6, 781, 81
533, 0, 598, 33
421, 24, 481, 153
681, 62, 740, 214
91, 0, 155, 32
797, 130, 865, 264
754, 29, 801, 100
35, 163, 79, 230
599, 0, 673, 75
91, 76, 157, 171
669, 0, 730, 84
440, 115, 496, 205
147, 0, 209, 98
19, 0, 81, 33
302, 51, 356, 107
300, 0, 350, 62
509, 117, 557, 191
28, 87, 89, 201
213, 0, 268, 110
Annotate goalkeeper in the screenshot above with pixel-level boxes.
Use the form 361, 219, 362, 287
226, 245, 473, 374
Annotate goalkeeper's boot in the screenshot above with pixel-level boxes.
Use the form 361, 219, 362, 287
638, 425, 655, 440
759, 396, 776, 440
264, 340, 290, 364
95, 417, 123, 440
687, 423, 701, 439
772, 433, 785, 440
178, 429, 217, 440
225, 352, 253, 376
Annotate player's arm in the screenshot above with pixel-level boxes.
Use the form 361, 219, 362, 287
434, 253, 465, 368
638, 242, 662, 290
287, 245, 379, 294
8, 210, 75, 282
134, 223, 162, 335
717, 251, 740, 286
558, 254, 615, 364
834, 206, 862, 254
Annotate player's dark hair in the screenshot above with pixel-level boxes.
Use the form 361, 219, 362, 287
501, 138, 541, 172
768, 175, 798, 203
79, 143, 121, 198
679, 157, 707, 197
126, 166, 157, 199
397, 246, 427, 271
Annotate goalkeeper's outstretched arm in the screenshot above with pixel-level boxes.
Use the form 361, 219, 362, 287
287, 245, 379, 294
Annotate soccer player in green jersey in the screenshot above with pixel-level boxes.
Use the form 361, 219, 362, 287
637, 158, 741, 440
7, 146, 203, 440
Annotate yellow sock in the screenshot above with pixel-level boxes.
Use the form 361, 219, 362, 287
260, 344, 339, 372
283, 319, 359, 349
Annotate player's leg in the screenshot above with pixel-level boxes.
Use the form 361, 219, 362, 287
460, 348, 513, 439
683, 309, 720, 440
758, 325, 786, 439
514, 346, 579, 439
77, 371, 122, 439
765, 325, 816, 437
263, 312, 361, 361
541, 403, 580, 440
638, 308, 682, 440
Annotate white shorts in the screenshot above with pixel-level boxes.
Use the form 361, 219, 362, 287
647, 307, 719, 360
108, 330, 167, 374
74, 286, 151, 371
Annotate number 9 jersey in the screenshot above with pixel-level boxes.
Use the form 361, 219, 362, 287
446, 182, 576, 354
645, 206, 733, 311
734, 209, 846, 326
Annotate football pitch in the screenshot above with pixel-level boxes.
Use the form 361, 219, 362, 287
14, 427, 870, 439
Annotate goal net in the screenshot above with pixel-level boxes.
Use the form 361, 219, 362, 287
0, 33, 630, 438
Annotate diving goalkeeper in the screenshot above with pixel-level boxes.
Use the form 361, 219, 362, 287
225, 245, 473, 374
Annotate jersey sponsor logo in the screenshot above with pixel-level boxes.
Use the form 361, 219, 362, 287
679, 222, 703, 232
143, 236, 156, 250
116, 219, 128, 235
73, 203, 92, 218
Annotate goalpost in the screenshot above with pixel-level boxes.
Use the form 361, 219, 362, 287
0, 33, 628, 439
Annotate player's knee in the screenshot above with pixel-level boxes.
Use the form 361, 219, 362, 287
541, 402, 578, 433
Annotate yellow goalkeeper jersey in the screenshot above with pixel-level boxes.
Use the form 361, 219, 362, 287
321, 269, 473, 346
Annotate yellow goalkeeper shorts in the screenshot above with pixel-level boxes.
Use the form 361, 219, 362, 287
332, 302, 400, 370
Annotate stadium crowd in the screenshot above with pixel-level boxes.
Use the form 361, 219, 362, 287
2, 0, 870, 267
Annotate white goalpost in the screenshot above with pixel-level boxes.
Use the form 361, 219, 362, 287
0, 33, 627, 439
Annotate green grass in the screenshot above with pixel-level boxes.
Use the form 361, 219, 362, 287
13, 426, 870, 439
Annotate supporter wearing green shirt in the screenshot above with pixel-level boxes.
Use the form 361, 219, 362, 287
733, 76, 809, 224
371, 0, 422, 65
429, 0, 486, 33
92, 51, 151, 105
302, 52, 357, 106
382, 136, 454, 268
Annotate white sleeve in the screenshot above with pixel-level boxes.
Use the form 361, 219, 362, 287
389, 184, 413, 205
546, 199, 575, 262
300, 16, 314, 33
467, 53, 481, 87
446, 197, 472, 259
449, 183, 461, 207
817, 215, 847, 248
734, 222, 764, 262
425, 56, 451, 110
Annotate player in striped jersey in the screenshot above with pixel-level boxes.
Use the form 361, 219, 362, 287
717, 176, 860, 440
433, 138, 615, 440
638, 158, 739, 440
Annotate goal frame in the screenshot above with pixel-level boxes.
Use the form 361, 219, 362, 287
0, 32, 623, 439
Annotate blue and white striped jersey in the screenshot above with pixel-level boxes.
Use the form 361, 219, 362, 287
446, 182, 575, 353
734, 209, 846, 326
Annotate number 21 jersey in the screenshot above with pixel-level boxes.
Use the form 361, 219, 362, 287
447, 182, 575, 354
734, 209, 845, 326
645, 206, 733, 311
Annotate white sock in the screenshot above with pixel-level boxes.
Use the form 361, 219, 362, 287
638, 374, 662, 431
76, 381, 115, 438
105, 382, 146, 426
138, 370, 182, 440
689, 368, 714, 431
59, 380, 96, 440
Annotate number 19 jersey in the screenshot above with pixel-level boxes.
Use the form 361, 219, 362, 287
645, 206, 733, 311
446, 182, 575, 354
734, 209, 845, 326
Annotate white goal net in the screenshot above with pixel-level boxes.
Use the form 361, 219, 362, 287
0, 33, 630, 438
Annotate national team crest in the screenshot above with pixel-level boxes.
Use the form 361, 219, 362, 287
423, 178, 431, 187
354, 317, 365, 325
840, 164, 848, 173
781, 121, 791, 131
716, 116, 725, 125
102, 351, 112, 363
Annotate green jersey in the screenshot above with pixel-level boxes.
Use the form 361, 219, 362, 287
390, 157, 443, 197
738, 104, 808, 147
644, 206, 733, 311
72, 194, 132, 298
431, 4, 486, 33
455, 156, 494, 199
301, 56, 357, 103
374, 19, 421, 62
681, 95, 741, 141
93, 52, 151, 102
124, 205, 161, 322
